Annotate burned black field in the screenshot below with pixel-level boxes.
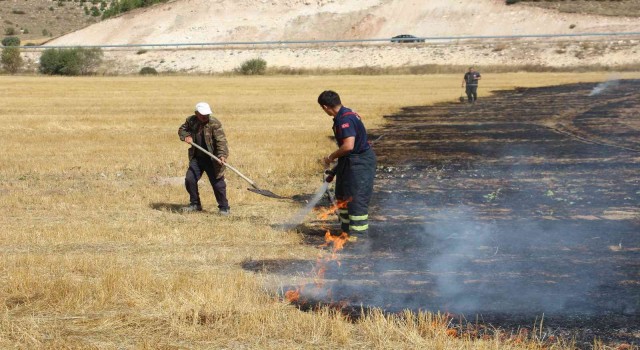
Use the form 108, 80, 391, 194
249, 80, 640, 346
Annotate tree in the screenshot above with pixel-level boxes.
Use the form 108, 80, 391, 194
39, 47, 103, 75
1, 47, 23, 74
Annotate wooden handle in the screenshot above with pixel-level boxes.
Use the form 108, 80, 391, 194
188, 142, 258, 189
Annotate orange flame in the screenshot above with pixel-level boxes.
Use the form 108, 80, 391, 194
315, 199, 349, 220
446, 329, 458, 338
285, 287, 302, 303
321, 231, 349, 260
284, 200, 353, 306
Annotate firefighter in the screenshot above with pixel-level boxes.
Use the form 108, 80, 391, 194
319, 90, 376, 235
461, 66, 482, 103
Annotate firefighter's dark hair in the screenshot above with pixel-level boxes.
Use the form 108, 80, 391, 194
317, 90, 342, 107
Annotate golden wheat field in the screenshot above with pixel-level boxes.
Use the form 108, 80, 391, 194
1, 72, 638, 349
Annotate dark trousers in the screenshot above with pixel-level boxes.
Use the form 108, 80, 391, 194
466, 85, 478, 102
185, 157, 229, 210
335, 148, 376, 235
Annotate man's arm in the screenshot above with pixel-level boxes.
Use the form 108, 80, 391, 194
210, 118, 229, 163
461, 74, 466, 87
178, 117, 192, 143
324, 136, 354, 166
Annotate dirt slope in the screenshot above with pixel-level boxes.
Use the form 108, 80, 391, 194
48, 0, 640, 46
30, 0, 640, 74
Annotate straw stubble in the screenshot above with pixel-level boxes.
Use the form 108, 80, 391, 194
1, 73, 637, 348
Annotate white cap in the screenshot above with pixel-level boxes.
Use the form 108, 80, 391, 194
195, 102, 212, 115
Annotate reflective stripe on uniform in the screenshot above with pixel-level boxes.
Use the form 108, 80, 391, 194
349, 214, 368, 221
350, 224, 369, 231
339, 208, 350, 224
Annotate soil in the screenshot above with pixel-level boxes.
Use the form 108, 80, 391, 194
246, 80, 640, 348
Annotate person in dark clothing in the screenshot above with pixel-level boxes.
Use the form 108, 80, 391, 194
462, 67, 482, 103
177, 102, 230, 215
319, 90, 376, 236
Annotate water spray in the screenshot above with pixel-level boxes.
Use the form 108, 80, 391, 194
283, 181, 330, 229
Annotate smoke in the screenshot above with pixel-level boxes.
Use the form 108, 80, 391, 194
427, 207, 493, 313
320, 203, 627, 316
420, 207, 603, 315
588, 78, 620, 96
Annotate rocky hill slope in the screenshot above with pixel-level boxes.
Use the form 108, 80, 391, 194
48, 0, 640, 46
22, 0, 639, 74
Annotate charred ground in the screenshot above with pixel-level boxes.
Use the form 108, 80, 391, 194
247, 80, 640, 347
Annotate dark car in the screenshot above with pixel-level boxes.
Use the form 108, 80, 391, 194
390, 34, 425, 43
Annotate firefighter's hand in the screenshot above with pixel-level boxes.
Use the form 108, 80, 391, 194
325, 172, 335, 183
184, 136, 193, 144
322, 155, 332, 167
218, 156, 226, 165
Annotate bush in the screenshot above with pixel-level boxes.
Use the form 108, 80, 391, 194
506, 0, 519, 4
238, 58, 267, 75
2, 36, 20, 47
4, 27, 17, 35
139, 66, 158, 75
39, 47, 103, 75
1, 47, 23, 74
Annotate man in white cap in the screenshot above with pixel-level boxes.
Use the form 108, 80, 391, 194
178, 102, 230, 215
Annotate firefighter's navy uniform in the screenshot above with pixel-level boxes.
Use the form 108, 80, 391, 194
332, 107, 377, 235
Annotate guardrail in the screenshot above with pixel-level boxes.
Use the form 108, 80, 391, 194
13, 31, 640, 50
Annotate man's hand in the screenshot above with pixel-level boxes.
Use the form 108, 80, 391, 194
324, 169, 336, 183
322, 155, 332, 168
184, 136, 193, 144
218, 156, 226, 165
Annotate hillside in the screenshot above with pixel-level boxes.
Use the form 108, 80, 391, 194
49, 0, 640, 46
0, 0, 101, 44
3, 0, 639, 46
518, 0, 640, 17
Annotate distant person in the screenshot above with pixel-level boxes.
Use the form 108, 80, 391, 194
319, 90, 376, 236
461, 67, 481, 103
178, 102, 230, 215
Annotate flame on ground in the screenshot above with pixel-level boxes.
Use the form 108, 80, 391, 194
314, 199, 349, 220
284, 230, 351, 304
285, 286, 303, 303
284, 198, 353, 305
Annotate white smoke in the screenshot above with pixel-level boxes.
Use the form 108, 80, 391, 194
588, 79, 620, 96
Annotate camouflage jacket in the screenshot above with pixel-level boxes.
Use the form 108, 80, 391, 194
178, 115, 229, 161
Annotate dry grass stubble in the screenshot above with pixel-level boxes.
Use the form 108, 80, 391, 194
1, 73, 639, 348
